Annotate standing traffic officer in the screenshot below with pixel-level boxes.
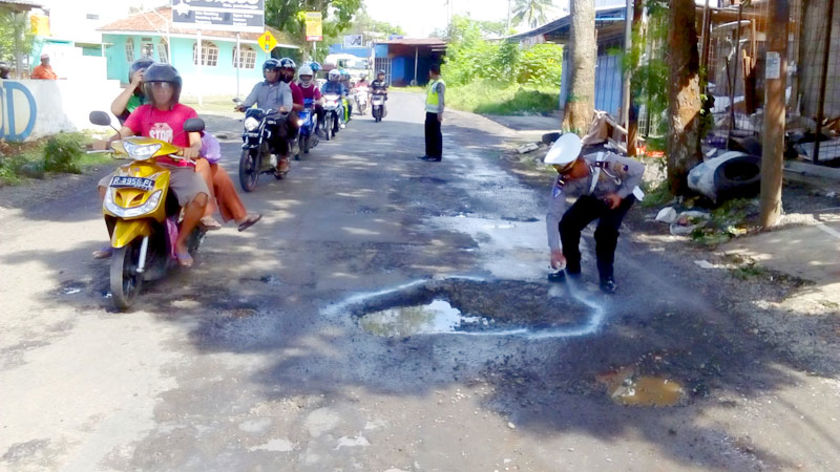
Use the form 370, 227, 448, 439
545, 133, 645, 293
418, 64, 444, 162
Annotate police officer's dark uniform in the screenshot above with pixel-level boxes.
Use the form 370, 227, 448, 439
545, 133, 645, 293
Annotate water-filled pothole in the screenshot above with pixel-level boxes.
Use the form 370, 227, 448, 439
360, 299, 489, 337
332, 277, 604, 339
597, 367, 687, 407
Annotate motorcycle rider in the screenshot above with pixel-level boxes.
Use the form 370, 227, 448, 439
353, 73, 370, 113
279, 57, 303, 153
105, 60, 260, 237
339, 69, 353, 124
100, 63, 210, 268
320, 69, 347, 130
236, 58, 294, 176
297, 64, 325, 136
371, 70, 388, 118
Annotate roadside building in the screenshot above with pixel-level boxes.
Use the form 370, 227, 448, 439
98, 6, 299, 98
372, 38, 447, 87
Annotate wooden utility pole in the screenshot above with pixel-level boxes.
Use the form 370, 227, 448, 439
759, 0, 789, 228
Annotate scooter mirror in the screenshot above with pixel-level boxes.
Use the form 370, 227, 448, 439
232, 98, 242, 104
89, 111, 112, 126
183, 118, 205, 133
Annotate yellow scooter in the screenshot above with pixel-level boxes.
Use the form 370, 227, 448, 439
89, 111, 206, 310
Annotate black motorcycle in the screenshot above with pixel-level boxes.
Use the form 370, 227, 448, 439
236, 101, 289, 192
371, 93, 387, 122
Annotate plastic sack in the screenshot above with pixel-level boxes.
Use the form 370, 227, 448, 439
200, 133, 222, 164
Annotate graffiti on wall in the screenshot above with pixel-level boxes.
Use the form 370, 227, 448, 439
0, 81, 38, 141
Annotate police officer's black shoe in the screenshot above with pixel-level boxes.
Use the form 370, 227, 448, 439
599, 277, 617, 294
547, 270, 565, 283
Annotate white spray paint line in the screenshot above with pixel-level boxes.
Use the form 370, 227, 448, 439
816, 223, 840, 241
321, 276, 608, 340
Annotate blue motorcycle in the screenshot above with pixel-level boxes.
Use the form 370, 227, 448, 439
295, 98, 319, 160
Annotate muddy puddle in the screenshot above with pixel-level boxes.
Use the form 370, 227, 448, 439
359, 299, 492, 337
598, 367, 687, 407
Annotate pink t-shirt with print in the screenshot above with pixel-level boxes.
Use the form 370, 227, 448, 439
124, 103, 199, 167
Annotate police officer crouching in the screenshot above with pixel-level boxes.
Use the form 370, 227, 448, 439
545, 133, 645, 293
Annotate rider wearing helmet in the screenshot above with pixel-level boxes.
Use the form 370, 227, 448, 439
297, 64, 325, 136
102, 63, 210, 267
278, 57, 304, 113
112, 57, 155, 123
236, 58, 294, 175
0, 61, 11, 79
372, 69, 389, 99
321, 68, 347, 128
338, 69, 353, 121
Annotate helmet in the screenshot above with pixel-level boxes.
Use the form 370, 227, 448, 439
309, 61, 321, 73
328, 69, 340, 81
263, 58, 280, 73
544, 133, 582, 170
142, 63, 182, 107
129, 58, 154, 82
377, 69, 386, 78
298, 64, 314, 86
278, 57, 296, 70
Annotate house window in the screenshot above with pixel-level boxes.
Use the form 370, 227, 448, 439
232, 44, 256, 69
157, 41, 169, 63
141, 42, 154, 59
193, 40, 219, 67
125, 39, 135, 62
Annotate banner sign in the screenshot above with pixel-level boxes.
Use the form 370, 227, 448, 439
343, 34, 363, 48
171, 0, 265, 33
305, 11, 323, 42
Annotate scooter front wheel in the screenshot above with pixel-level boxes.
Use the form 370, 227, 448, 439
239, 148, 260, 192
110, 241, 143, 310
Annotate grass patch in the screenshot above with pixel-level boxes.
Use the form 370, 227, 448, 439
446, 80, 558, 115
690, 198, 757, 246
0, 132, 109, 186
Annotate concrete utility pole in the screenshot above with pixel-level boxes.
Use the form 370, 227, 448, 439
759, 0, 789, 228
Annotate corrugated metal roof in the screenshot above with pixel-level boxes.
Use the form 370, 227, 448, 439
376, 38, 447, 47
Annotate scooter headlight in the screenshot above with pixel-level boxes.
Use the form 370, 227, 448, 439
122, 140, 162, 160
105, 189, 163, 218
244, 117, 260, 131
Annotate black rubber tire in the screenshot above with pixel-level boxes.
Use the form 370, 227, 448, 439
110, 241, 143, 311
713, 154, 761, 202
302, 134, 310, 155
542, 132, 561, 146
239, 147, 259, 192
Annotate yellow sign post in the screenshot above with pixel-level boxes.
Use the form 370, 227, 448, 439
257, 31, 277, 53
305, 12, 323, 42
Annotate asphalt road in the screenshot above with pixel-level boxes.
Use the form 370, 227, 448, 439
1, 92, 839, 471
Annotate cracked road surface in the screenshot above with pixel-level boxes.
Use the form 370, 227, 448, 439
2, 92, 839, 471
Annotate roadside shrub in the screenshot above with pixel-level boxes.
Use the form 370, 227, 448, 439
42, 132, 85, 173
516, 44, 563, 87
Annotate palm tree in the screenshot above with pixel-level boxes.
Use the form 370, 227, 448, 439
512, 0, 553, 29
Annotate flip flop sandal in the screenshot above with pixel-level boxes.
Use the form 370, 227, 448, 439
200, 216, 222, 231
176, 251, 194, 268
92, 245, 113, 259
237, 213, 262, 232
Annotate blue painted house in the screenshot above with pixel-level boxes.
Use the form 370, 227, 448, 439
505, 1, 627, 118
98, 7, 298, 98
372, 39, 447, 87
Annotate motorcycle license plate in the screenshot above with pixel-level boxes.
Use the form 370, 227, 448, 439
110, 175, 155, 191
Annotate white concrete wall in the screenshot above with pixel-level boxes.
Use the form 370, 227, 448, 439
0, 79, 122, 142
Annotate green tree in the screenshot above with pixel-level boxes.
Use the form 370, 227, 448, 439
0, 7, 35, 69
512, 0, 553, 29
265, 0, 363, 60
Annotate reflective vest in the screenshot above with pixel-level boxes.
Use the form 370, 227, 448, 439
425, 78, 444, 113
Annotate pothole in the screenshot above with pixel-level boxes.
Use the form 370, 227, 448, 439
597, 367, 687, 407
328, 277, 605, 339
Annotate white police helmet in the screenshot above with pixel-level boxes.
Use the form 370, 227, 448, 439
544, 133, 583, 169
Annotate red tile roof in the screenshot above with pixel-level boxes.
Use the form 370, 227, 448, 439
98, 7, 297, 47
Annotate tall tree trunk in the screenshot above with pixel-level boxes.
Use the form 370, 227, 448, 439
563, 0, 596, 134
666, 0, 702, 195
626, 0, 645, 156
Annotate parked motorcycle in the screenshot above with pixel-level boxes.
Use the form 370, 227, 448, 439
88, 111, 207, 310
371, 93, 387, 122
354, 86, 369, 115
234, 98, 290, 191
322, 93, 342, 141
295, 98, 320, 159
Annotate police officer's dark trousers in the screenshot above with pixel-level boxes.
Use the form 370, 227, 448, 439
559, 195, 636, 280
425, 112, 442, 159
